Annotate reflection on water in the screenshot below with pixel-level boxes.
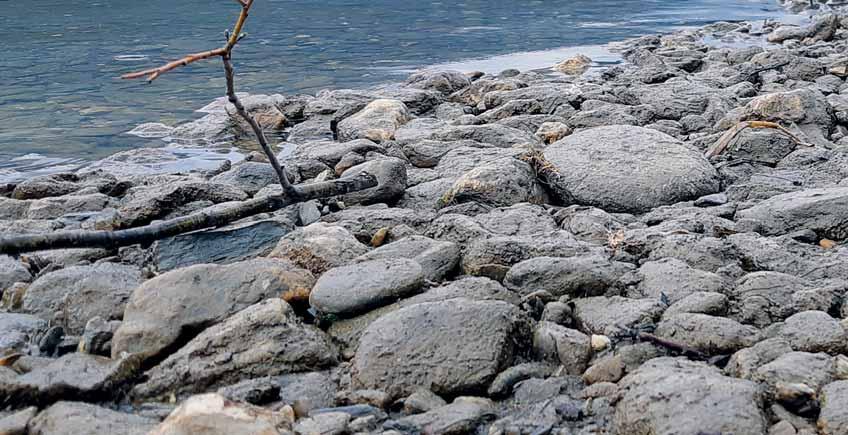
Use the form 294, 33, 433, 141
1, 0, 788, 182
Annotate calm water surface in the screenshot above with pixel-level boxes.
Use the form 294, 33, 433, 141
1, 0, 789, 181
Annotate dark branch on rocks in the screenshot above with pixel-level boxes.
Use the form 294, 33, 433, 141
0, 173, 377, 255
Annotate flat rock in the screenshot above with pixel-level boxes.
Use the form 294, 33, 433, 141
780, 310, 848, 354
339, 158, 408, 206
21, 263, 142, 335
269, 222, 369, 274
149, 393, 293, 435
354, 236, 459, 282
735, 187, 848, 240
542, 125, 721, 213
439, 157, 546, 209
572, 296, 665, 336
614, 357, 766, 434
28, 401, 157, 435
655, 313, 759, 354
310, 258, 424, 317
118, 181, 248, 228
134, 299, 336, 399
504, 254, 632, 298
623, 258, 727, 304
819, 380, 848, 435
209, 162, 280, 196
392, 397, 494, 435
352, 299, 525, 399
337, 99, 411, 142
112, 258, 314, 363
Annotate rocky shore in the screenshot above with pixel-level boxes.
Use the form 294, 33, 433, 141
3, 2, 848, 434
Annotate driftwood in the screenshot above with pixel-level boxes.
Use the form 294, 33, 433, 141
0, 174, 376, 255
704, 120, 813, 159
0, 0, 378, 255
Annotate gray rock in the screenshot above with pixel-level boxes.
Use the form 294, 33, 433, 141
216, 377, 281, 405
405, 70, 472, 95
532, 322, 591, 375
744, 88, 833, 144
148, 393, 292, 435
663, 291, 729, 318
25, 193, 116, 220
731, 271, 809, 328
0, 406, 36, 435
12, 172, 116, 201
151, 218, 294, 272
209, 162, 280, 196
402, 388, 447, 415
504, 254, 632, 298
78, 316, 121, 357
656, 313, 760, 354
735, 187, 848, 240
780, 311, 848, 354
754, 351, 835, 397
310, 258, 424, 317
719, 128, 798, 166
355, 236, 459, 282
572, 296, 665, 336
112, 258, 314, 363
819, 380, 848, 435
392, 397, 495, 435
439, 158, 546, 208
401, 139, 492, 168
294, 411, 350, 435
542, 125, 720, 213
614, 357, 766, 435
279, 371, 338, 409
339, 158, 408, 205
134, 299, 336, 399
397, 122, 537, 148
461, 232, 589, 281
352, 299, 525, 399
118, 181, 248, 228
487, 363, 555, 398
269, 223, 369, 274
21, 263, 142, 335
0, 255, 31, 295
337, 99, 411, 142
726, 338, 794, 381
623, 258, 727, 304
28, 401, 157, 435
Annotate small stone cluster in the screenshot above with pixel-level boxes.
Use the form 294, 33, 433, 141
3, 3, 848, 435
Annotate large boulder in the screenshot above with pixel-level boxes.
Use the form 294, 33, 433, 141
735, 187, 848, 240
352, 299, 525, 399
28, 401, 157, 435
21, 263, 142, 334
614, 357, 766, 434
133, 299, 336, 399
112, 258, 314, 363
542, 125, 720, 213
337, 99, 411, 142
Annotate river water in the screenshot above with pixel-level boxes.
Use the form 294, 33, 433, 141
1, 0, 792, 181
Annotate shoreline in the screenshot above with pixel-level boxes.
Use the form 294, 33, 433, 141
2, 1, 848, 433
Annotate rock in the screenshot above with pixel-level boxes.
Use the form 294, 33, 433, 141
352, 299, 525, 399
28, 401, 157, 435
339, 158, 407, 205
149, 393, 293, 435
614, 357, 766, 434
780, 311, 848, 354
151, 218, 294, 272
534, 121, 572, 144
405, 70, 472, 95
134, 299, 335, 399
532, 322, 591, 375
335, 389, 391, 409
726, 338, 794, 381
392, 397, 495, 435
309, 258, 424, 317
210, 162, 279, 196
461, 232, 589, 281
487, 363, 554, 398
731, 271, 809, 328
21, 263, 142, 335
78, 316, 121, 356
583, 354, 627, 384
572, 296, 665, 335
118, 181, 248, 228
504, 254, 631, 298
355, 236, 459, 282
278, 371, 339, 409
656, 313, 759, 354
623, 258, 727, 304
0, 255, 31, 296
0, 406, 36, 435
402, 388, 447, 415
819, 380, 848, 435
1, 353, 140, 405
397, 122, 537, 148
112, 258, 314, 363
269, 223, 369, 274
542, 125, 720, 213
720, 129, 798, 166
554, 54, 592, 75
439, 158, 545, 209
337, 99, 411, 142
12, 172, 116, 200
663, 291, 728, 318
767, 13, 839, 43
745, 88, 833, 143
754, 352, 835, 397
294, 411, 350, 435
735, 187, 848, 240
25, 193, 116, 220
0, 313, 46, 352
477, 99, 542, 123
401, 139, 492, 168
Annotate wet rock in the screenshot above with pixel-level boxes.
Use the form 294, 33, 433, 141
21, 263, 142, 335
402, 388, 447, 415
209, 162, 279, 196
28, 401, 157, 435
572, 296, 664, 335
339, 157, 407, 205
134, 299, 335, 399
337, 99, 411, 142
532, 322, 592, 375
310, 258, 424, 317
656, 313, 759, 354
149, 393, 293, 435
269, 223, 368, 274
355, 236, 459, 282
438, 158, 545, 208
543, 125, 720, 213
622, 257, 727, 304
614, 357, 766, 435
112, 258, 313, 363
391, 396, 495, 435
819, 380, 848, 435
352, 299, 525, 399
780, 311, 848, 354
735, 187, 848, 240
504, 254, 631, 298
